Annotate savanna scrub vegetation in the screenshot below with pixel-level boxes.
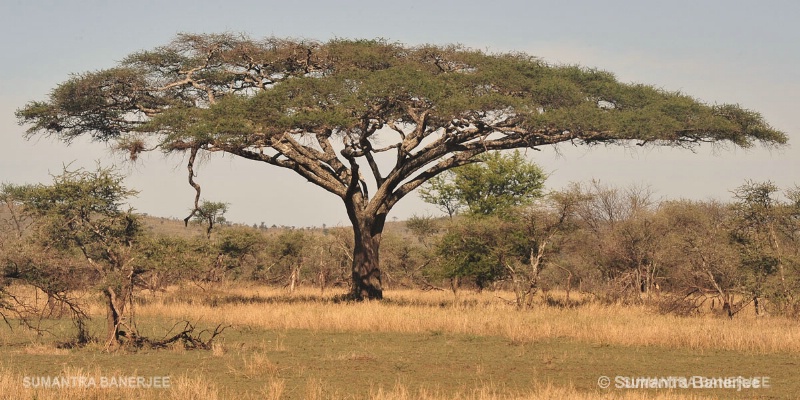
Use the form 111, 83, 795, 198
2, 34, 798, 399
2, 169, 799, 399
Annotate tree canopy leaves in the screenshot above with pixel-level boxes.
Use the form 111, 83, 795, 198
17, 34, 787, 211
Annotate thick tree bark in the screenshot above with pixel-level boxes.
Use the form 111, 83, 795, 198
104, 285, 131, 349
347, 204, 386, 300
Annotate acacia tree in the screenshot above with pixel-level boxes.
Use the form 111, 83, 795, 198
1, 185, 89, 335
10, 167, 141, 348
730, 181, 800, 314
16, 34, 786, 299
190, 200, 229, 238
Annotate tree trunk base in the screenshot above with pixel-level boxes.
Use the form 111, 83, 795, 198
349, 285, 383, 301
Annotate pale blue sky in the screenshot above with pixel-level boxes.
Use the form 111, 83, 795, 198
1, 0, 797, 227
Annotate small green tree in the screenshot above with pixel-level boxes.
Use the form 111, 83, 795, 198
420, 150, 546, 217
436, 216, 524, 291
189, 200, 229, 238
268, 230, 308, 292
13, 166, 141, 348
730, 181, 799, 314
135, 234, 211, 290
214, 226, 268, 281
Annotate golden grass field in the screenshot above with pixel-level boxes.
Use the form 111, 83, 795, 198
2, 285, 798, 399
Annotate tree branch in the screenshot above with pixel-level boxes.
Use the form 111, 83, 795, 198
183, 146, 203, 227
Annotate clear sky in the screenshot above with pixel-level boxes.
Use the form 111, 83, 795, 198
1, 0, 797, 227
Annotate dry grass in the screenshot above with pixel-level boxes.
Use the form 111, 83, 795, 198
2, 284, 796, 399
19, 343, 70, 356
0, 364, 715, 400
133, 285, 800, 354
369, 382, 717, 400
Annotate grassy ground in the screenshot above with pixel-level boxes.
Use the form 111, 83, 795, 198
1, 286, 797, 399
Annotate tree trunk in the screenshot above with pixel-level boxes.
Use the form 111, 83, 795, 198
347, 208, 385, 300
104, 285, 130, 349
753, 296, 761, 316
289, 267, 298, 293
450, 276, 460, 295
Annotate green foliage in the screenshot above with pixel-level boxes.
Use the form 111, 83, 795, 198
15, 166, 141, 269
263, 230, 308, 282
405, 215, 440, 242
211, 226, 269, 281
420, 150, 546, 217
417, 173, 461, 218
436, 216, 528, 289
730, 182, 780, 279
17, 34, 787, 152
190, 200, 229, 238
271, 230, 306, 260
219, 227, 262, 259
134, 234, 211, 288
191, 200, 228, 225
728, 181, 799, 310
454, 151, 546, 215
658, 200, 740, 296
0, 166, 143, 341
431, 188, 583, 297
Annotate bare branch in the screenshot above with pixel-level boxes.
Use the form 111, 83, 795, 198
183, 146, 203, 227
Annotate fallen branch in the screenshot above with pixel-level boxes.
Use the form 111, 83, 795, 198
148, 321, 230, 350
